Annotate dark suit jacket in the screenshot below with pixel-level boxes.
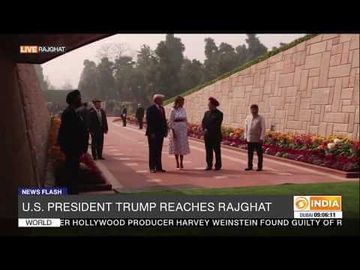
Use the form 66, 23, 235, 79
78, 106, 90, 131
202, 109, 223, 141
136, 107, 145, 119
145, 104, 168, 137
88, 108, 108, 134
57, 106, 89, 156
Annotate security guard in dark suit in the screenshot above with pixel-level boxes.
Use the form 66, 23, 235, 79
135, 104, 145, 129
121, 106, 128, 127
88, 99, 108, 160
57, 90, 89, 194
201, 97, 223, 171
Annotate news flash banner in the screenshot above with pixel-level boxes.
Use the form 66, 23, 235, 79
17, 188, 343, 228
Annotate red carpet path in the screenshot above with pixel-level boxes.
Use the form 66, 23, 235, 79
94, 117, 357, 192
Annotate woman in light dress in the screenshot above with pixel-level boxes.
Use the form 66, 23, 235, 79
168, 96, 190, 169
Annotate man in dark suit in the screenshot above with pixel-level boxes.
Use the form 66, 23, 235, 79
201, 97, 223, 171
78, 102, 90, 131
135, 104, 145, 129
146, 94, 168, 173
121, 106, 127, 127
57, 90, 89, 194
88, 99, 108, 160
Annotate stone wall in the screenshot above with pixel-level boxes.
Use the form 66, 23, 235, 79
0, 49, 50, 220
165, 34, 360, 139
17, 64, 51, 186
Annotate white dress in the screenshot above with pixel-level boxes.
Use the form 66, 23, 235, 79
168, 107, 190, 155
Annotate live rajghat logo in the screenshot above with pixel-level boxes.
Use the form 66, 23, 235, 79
20, 45, 66, 54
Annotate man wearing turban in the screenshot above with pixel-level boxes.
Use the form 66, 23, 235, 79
201, 97, 223, 171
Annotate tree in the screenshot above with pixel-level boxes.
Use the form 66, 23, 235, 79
217, 42, 238, 74
137, 45, 157, 68
96, 43, 129, 62
128, 69, 147, 105
179, 59, 205, 91
204, 37, 218, 59
78, 60, 99, 101
77, 34, 271, 108
96, 57, 116, 100
155, 34, 185, 98
235, 44, 247, 66
136, 45, 160, 105
113, 56, 135, 102
245, 34, 268, 62
203, 38, 219, 81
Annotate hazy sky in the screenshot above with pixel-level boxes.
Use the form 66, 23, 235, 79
42, 34, 305, 89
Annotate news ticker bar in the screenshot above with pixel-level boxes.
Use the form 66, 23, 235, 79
18, 218, 344, 228
18, 193, 343, 219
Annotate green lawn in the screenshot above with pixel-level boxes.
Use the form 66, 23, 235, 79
127, 181, 359, 219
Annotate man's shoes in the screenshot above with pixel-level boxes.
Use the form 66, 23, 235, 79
244, 167, 253, 171
99, 157, 105, 160
150, 169, 156, 173
256, 168, 262, 171
214, 167, 221, 171
93, 157, 98, 160
205, 167, 212, 171
157, 169, 166, 173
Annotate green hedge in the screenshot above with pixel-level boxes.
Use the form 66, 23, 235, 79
164, 34, 318, 105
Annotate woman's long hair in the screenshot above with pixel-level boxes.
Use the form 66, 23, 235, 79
173, 96, 184, 108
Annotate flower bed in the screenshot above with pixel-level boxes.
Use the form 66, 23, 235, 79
113, 117, 359, 172
49, 117, 111, 191
187, 123, 360, 172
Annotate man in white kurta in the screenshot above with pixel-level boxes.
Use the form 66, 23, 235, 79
244, 104, 266, 171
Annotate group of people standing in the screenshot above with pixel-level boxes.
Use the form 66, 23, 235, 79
144, 94, 265, 173
121, 104, 145, 129
57, 90, 266, 193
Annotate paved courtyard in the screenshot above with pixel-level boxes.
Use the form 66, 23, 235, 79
92, 118, 357, 192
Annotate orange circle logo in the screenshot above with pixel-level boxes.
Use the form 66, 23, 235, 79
295, 197, 309, 210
